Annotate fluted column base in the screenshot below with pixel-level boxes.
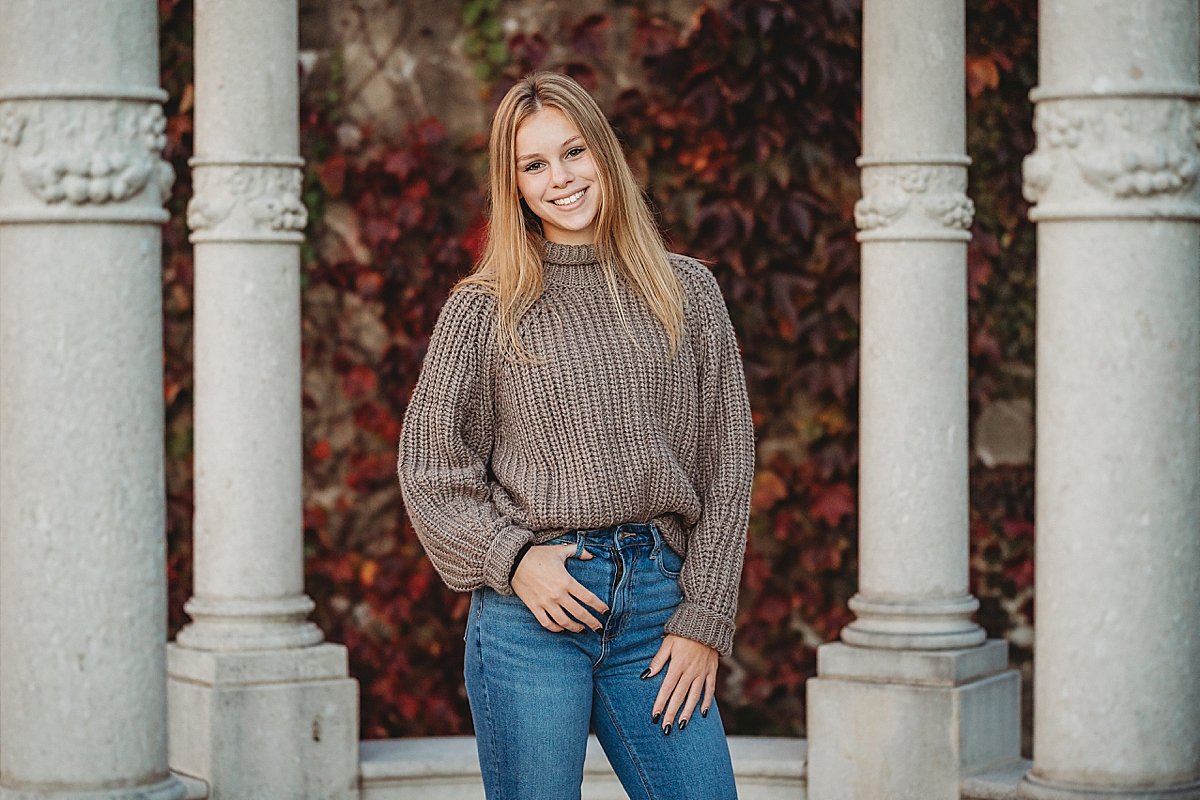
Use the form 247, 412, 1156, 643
167, 643, 359, 799
807, 640, 1019, 800
1019, 773, 1200, 800
840, 593, 986, 650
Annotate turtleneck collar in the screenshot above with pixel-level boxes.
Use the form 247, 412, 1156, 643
539, 236, 605, 288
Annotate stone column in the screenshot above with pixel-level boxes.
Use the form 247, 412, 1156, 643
844, 0, 983, 657
806, 1, 1021, 797
166, 1, 359, 796
1017, 2, 1200, 798
0, 2, 185, 798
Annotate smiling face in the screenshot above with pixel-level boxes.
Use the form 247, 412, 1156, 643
514, 107, 602, 245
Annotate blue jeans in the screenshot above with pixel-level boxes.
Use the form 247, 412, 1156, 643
464, 521, 738, 800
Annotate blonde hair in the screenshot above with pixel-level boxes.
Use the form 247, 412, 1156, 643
456, 70, 685, 364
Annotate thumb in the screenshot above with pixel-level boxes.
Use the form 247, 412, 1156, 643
561, 542, 594, 560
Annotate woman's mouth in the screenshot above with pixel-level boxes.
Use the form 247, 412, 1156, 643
550, 187, 587, 209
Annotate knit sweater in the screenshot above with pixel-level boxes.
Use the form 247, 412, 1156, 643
395, 238, 755, 656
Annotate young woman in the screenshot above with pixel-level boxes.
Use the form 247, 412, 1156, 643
396, 70, 755, 800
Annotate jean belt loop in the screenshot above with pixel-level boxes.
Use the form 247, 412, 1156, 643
573, 533, 585, 560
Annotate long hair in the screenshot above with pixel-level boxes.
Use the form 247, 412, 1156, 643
456, 71, 685, 364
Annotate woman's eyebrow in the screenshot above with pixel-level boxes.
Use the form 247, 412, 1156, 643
516, 135, 583, 163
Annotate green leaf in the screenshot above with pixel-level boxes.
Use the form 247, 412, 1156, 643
733, 35, 757, 68
479, 16, 501, 40
463, 0, 485, 26
485, 40, 507, 64
166, 427, 193, 459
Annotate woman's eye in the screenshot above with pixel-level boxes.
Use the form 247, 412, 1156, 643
567, 147, 585, 158
522, 161, 544, 172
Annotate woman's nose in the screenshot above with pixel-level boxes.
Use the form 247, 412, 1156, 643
548, 160, 572, 187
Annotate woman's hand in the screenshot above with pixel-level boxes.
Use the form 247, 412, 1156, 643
511, 543, 610, 633
643, 634, 718, 734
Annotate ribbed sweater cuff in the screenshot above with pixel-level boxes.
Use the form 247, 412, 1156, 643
508, 541, 535, 584
483, 526, 535, 595
664, 601, 736, 657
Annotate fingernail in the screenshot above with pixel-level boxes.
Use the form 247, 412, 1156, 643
662, 723, 672, 736
651, 711, 660, 724
639, 668, 652, 680
701, 708, 709, 718
679, 718, 688, 731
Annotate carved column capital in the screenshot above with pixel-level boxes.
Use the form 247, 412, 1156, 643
0, 89, 172, 224
187, 157, 308, 243
855, 156, 974, 242
1023, 90, 1200, 221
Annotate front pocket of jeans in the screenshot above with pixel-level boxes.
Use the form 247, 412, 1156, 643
656, 543, 684, 579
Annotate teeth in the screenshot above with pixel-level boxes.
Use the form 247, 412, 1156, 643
552, 188, 585, 206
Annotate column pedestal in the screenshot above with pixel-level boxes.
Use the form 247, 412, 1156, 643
1019, 776, 1200, 800
168, 644, 358, 799
808, 641, 1020, 800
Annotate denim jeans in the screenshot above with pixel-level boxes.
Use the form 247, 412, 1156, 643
464, 521, 738, 800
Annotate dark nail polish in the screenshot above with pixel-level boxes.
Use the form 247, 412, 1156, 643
679, 718, 688, 731
639, 668, 652, 680
651, 711, 661, 724
701, 708, 709, 718
662, 723, 672, 736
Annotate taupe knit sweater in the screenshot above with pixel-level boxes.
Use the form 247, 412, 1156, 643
395, 238, 755, 656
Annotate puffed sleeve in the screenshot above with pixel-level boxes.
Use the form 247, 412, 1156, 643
396, 286, 534, 594
664, 260, 756, 657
